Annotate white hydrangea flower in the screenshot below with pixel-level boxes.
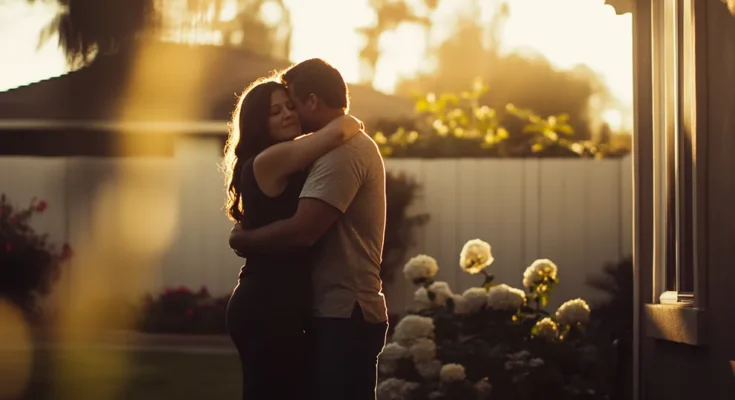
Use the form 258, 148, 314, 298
528, 357, 545, 367
504, 350, 531, 370
381, 342, 410, 361
510, 350, 530, 359
414, 281, 453, 309
486, 284, 526, 311
379, 342, 410, 375
392, 315, 435, 347
556, 298, 591, 326
415, 359, 442, 379
377, 378, 404, 400
461, 287, 488, 314
409, 338, 436, 362
459, 239, 494, 274
403, 382, 420, 397
404, 255, 439, 282
522, 259, 558, 288
428, 391, 443, 400
533, 317, 560, 340
377, 378, 418, 400
428, 281, 453, 305
379, 361, 398, 376
475, 378, 493, 399
413, 287, 433, 311
722, 0, 735, 16
439, 363, 466, 382
451, 294, 470, 315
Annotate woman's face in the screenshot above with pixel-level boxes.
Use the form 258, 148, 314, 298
268, 88, 301, 142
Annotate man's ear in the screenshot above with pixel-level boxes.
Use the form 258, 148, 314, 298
307, 93, 319, 111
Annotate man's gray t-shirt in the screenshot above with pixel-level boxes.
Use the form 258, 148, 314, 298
299, 131, 388, 323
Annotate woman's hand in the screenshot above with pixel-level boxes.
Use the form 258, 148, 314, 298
331, 114, 363, 140
230, 223, 247, 258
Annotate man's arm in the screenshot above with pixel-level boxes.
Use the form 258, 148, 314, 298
229, 140, 363, 255
229, 198, 341, 254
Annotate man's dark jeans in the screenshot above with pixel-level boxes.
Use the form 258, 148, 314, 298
308, 303, 388, 400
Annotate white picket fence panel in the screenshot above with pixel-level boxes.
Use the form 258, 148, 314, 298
0, 137, 632, 314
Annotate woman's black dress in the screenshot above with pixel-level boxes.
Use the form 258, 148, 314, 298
226, 157, 311, 400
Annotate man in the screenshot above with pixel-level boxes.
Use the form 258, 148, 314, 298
228, 58, 388, 400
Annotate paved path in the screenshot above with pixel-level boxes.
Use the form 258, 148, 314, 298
1, 331, 238, 355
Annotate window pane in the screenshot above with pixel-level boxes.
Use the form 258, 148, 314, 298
676, 0, 694, 293
663, 0, 678, 293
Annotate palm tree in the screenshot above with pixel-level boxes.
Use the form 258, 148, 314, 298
30, 0, 292, 67
32, 0, 159, 66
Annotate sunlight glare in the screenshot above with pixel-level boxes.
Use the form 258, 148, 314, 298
219, 0, 239, 22
0, 1, 68, 91
0, 300, 32, 400
373, 23, 429, 93
602, 109, 623, 131
3, 0, 633, 121
260, 1, 284, 26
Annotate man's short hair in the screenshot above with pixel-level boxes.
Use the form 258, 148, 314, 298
280, 58, 350, 111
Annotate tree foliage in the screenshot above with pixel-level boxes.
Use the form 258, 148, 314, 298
30, 0, 291, 66
372, 80, 629, 158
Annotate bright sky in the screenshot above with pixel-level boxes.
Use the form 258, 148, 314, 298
0, 0, 632, 127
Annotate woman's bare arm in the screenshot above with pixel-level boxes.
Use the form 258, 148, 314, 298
253, 114, 362, 197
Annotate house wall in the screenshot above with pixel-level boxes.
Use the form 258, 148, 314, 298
636, 1, 735, 399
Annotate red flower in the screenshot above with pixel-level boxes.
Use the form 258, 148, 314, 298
185, 308, 195, 318
35, 200, 48, 212
8, 216, 17, 224
175, 286, 191, 295
4, 243, 11, 251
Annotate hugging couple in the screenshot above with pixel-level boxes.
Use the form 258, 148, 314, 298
223, 58, 388, 400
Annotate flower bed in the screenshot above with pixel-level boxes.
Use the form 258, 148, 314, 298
136, 286, 230, 334
377, 239, 606, 400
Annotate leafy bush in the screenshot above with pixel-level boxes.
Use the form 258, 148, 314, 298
0, 194, 71, 320
585, 257, 633, 400
377, 239, 609, 400
372, 80, 631, 159
136, 286, 229, 334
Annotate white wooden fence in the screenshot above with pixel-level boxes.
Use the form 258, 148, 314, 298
384, 156, 632, 311
0, 137, 632, 314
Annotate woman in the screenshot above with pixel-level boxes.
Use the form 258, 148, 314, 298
222, 78, 361, 400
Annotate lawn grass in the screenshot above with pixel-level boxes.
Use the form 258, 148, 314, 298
18, 348, 242, 400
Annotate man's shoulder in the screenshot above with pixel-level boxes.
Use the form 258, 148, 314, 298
348, 131, 382, 161
316, 131, 380, 164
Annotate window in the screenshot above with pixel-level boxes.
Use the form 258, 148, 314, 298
651, 0, 702, 306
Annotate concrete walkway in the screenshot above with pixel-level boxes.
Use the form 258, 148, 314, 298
2, 331, 238, 355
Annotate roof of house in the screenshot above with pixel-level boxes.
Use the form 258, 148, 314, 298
604, 0, 633, 14
0, 41, 414, 132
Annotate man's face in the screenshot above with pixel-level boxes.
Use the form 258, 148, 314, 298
287, 85, 318, 133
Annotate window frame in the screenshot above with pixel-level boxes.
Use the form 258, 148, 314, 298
650, 0, 704, 308
644, 0, 708, 348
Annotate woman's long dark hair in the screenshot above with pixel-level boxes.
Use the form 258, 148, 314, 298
223, 79, 285, 222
